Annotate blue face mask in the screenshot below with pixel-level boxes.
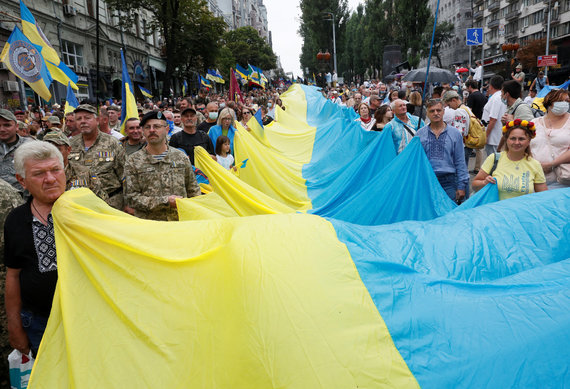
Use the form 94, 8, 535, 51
267, 103, 272, 108
209, 112, 218, 121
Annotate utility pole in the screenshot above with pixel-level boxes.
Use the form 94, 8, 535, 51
323, 12, 337, 75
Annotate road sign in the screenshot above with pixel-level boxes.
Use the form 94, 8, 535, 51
466, 28, 483, 46
538, 55, 558, 67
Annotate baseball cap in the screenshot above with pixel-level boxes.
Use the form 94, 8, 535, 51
48, 116, 61, 125
0, 109, 17, 122
43, 131, 71, 146
442, 90, 461, 102
181, 107, 197, 116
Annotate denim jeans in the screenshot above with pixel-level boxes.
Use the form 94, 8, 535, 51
21, 310, 49, 355
437, 173, 458, 201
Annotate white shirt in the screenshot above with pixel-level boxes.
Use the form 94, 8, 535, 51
109, 129, 124, 140
216, 153, 234, 170
524, 96, 534, 106
471, 65, 483, 81
355, 118, 377, 131
444, 106, 470, 137
482, 91, 506, 146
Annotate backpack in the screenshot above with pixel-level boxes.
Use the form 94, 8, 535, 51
530, 102, 546, 118
460, 105, 486, 149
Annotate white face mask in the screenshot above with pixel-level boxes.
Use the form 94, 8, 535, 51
551, 101, 569, 116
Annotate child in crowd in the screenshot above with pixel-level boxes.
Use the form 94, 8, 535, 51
215, 135, 235, 170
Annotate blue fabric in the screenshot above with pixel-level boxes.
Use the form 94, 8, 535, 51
383, 113, 424, 153
417, 124, 469, 190
208, 125, 236, 154
330, 188, 570, 388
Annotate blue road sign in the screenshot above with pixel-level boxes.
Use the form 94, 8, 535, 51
466, 28, 483, 46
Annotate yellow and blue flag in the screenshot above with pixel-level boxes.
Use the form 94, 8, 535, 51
138, 85, 153, 99
235, 63, 248, 81
20, 0, 78, 90
120, 49, 138, 134
200, 75, 212, 88
181, 80, 187, 97
64, 81, 79, 115
0, 26, 52, 101
206, 69, 225, 84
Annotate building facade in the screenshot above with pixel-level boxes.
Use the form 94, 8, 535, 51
208, 0, 270, 43
0, 0, 164, 108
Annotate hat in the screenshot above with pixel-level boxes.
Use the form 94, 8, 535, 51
107, 105, 121, 112
442, 90, 461, 102
0, 109, 17, 122
181, 107, 196, 116
17, 121, 26, 129
516, 64, 522, 69
140, 110, 167, 128
48, 116, 61, 125
43, 131, 71, 146
14, 110, 25, 115
74, 104, 97, 114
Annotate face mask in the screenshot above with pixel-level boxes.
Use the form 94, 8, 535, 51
209, 112, 218, 121
551, 101, 569, 115
219, 103, 226, 109
267, 103, 272, 108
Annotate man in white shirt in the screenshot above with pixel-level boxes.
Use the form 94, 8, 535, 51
470, 60, 483, 89
482, 75, 506, 156
443, 90, 471, 168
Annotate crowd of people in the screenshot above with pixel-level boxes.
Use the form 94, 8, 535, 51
0, 64, 569, 381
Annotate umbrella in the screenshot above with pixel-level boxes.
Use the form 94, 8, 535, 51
456, 67, 469, 73
402, 66, 459, 84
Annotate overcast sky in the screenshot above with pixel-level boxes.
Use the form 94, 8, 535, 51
265, 0, 363, 78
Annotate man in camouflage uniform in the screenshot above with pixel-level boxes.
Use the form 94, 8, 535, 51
124, 111, 201, 221
43, 131, 108, 201
0, 109, 31, 195
0, 178, 23, 386
69, 104, 125, 209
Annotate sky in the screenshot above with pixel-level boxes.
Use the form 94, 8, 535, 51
265, 0, 363, 78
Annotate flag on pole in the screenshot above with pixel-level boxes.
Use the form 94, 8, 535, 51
20, 0, 78, 90
64, 81, 79, 115
200, 76, 212, 89
229, 69, 244, 104
120, 49, 138, 135
0, 26, 53, 101
248, 64, 266, 89
182, 80, 188, 96
138, 85, 153, 99
206, 69, 225, 84
235, 64, 248, 82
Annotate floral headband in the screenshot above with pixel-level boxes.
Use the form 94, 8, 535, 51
502, 119, 536, 138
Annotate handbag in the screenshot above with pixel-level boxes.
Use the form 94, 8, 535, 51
8, 349, 34, 389
544, 128, 570, 185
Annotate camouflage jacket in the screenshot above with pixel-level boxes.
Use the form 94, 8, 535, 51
0, 178, 23, 263
124, 146, 201, 221
0, 135, 32, 194
65, 163, 109, 201
69, 132, 125, 208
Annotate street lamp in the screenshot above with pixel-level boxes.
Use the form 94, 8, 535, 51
545, 0, 559, 77
322, 12, 337, 76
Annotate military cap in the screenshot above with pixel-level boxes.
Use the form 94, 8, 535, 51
74, 104, 97, 114
107, 105, 121, 112
48, 116, 61, 125
17, 121, 26, 129
43, 131, 71, 146
140, 110, 166, 128
0, 109, 17, 122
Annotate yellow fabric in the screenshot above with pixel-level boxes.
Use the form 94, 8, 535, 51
30, 189, 418, 388
177, 192, 238, 220
481, 151, 546, 200
532, 97, 545, 112
194, 147, 296, 216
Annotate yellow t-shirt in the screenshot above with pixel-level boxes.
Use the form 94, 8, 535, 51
481, 151, 546, 200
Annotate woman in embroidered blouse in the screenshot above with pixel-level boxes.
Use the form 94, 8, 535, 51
355, 103, 376, 131
472, 119, 547, 200
530, 89, 570, 189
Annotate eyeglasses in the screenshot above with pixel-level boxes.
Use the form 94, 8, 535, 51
242, 111, 251, 115
143, 124, 166, 130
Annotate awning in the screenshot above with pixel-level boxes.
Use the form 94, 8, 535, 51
149, 57, 166, 73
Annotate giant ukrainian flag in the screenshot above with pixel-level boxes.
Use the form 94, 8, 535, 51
28, 85, 570, 388
0, 26, 52, 101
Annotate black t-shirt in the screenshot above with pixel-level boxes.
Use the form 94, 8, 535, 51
169, 130, 214, 165
4, 200, 58, 317
196, 121, 217, 135
466, 91, 487, 119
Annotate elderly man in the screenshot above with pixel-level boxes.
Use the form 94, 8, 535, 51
121, 118, 145, 156
63, 112, 79, 137
169, 108, 214, 165
511, 64, 525, 89
107, 105, 121, 132
4, 141, 66, 356
163, 110, 182, 139
0, 109, 32, 194
124, 111, 201, 221
98, 107, 123, 140
384, 99, 424, 154
69, 104, 125, 209
417, 99, 469, 203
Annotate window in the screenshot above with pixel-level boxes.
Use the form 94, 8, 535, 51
531, 10, 543, 25
61, 40, 84, 67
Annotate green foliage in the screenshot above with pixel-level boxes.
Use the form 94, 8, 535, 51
216, 27, 277, 79
421, 20, 455, 68
298, 0, 349, 76
106, 0, 226, 96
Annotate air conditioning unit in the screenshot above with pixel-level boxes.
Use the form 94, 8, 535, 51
63, 4, 76, 16
2, 80, 19, 92
521, 26, 526, 33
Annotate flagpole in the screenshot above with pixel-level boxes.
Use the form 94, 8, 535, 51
96, 0, 100, 110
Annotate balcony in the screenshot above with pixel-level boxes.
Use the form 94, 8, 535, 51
474, 0, 484, 5
488, 1, 500, 11
505, 10, 520, 21
474, 10, 483, 20
488, 19, 500, 28
505, 30, 518, 39
550, 13, 560, 25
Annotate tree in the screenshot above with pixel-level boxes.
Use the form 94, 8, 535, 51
216, 27, 277, 80
421, 20, 455, 68
299, 0, 349, 77
516, 38, 555, 74
394, 0, 431, 67
106, 0, 226, 97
